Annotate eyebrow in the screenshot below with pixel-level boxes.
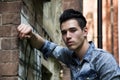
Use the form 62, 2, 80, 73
61, 26, 77, 31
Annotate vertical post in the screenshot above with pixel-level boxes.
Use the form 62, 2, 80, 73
97, 0, 103, 48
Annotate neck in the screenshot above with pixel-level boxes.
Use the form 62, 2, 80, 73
75, 40, 90, 60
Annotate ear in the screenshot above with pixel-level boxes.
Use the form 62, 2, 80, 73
83, 27, 88, 37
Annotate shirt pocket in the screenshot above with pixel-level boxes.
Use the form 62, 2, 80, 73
79, 69, 98, 80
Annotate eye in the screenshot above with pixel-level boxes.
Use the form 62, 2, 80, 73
69, 28, 77, 33
61, 30, 67, 35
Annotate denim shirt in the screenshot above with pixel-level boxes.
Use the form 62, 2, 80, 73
40, 40, 120, 80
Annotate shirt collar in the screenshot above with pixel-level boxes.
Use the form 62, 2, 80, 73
71, 41, 95, 65
83, 41, 95, 62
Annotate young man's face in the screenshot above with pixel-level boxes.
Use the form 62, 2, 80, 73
61, 19, 88, 51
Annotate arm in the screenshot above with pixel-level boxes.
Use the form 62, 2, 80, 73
40, 40, 72, 66
17, 24, 45, 49
17, 24, 72, 65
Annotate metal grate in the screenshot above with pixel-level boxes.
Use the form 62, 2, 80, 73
19, 39, 42, 80
18, 7, 52, 80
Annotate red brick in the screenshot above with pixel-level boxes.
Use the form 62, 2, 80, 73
62, 0, 82, 11
0, 0, 21, 1
2, 13, 20, 25
0, 77, 18, 80
0, 1, 22, 13
0, 14, 1, 26
0, 25, 18, 37
0, 50, 19, 63
1, 38, 18, 50
11, 26, 18, 37
0, 26, 11, 37
0, 62, 18, 76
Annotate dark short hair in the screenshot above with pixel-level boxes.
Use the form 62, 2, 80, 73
59, 9, 87, 30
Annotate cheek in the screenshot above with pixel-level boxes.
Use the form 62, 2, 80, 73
74, 33, 84, 43
62, 36, 66, 42
74, 33, 82, 39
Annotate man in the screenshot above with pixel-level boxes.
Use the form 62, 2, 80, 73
17, 9, 120, 80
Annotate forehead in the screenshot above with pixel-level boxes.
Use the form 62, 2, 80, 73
60, 19, 80, 30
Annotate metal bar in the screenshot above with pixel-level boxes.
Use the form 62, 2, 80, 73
24, 40, 29, 80
26, 46, 32, 80
97, 0, 103, 48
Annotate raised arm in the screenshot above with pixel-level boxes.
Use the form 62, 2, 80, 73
17, 24, 45, 49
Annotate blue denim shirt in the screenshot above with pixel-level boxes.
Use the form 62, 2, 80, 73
40, 40, 120, 80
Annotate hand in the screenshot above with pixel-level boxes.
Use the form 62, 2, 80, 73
17, 24, 33, 39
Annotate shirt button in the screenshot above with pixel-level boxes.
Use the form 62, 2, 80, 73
86, 77, 90, 80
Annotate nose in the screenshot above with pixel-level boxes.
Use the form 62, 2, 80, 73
66, 31, 71, 39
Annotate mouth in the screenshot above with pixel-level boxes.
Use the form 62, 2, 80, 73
66, 41, 73, 46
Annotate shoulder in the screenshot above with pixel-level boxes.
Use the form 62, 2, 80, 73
92, 48, 118, 69
92, 49, 120, 79
92, 48, 115, 62
93, 48, 114, 59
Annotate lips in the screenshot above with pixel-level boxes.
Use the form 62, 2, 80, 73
66, 41, 74, 46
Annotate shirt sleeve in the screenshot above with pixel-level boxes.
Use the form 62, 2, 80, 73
39, 40, 57, 59
39, 40, 72, 65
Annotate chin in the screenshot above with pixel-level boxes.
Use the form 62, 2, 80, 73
67, 46, 76, 50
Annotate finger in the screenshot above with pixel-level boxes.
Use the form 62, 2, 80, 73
24, 35, 31, 39
19, 32, 31, 39
18, 33, 23, 39
17, 24, 25, 31
21, 25, 31, 34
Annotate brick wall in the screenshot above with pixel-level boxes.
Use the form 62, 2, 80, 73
103, 0, 119, 63
62, 0, 83, 11
112, 0, 118, 63
0, 0, 21, 80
